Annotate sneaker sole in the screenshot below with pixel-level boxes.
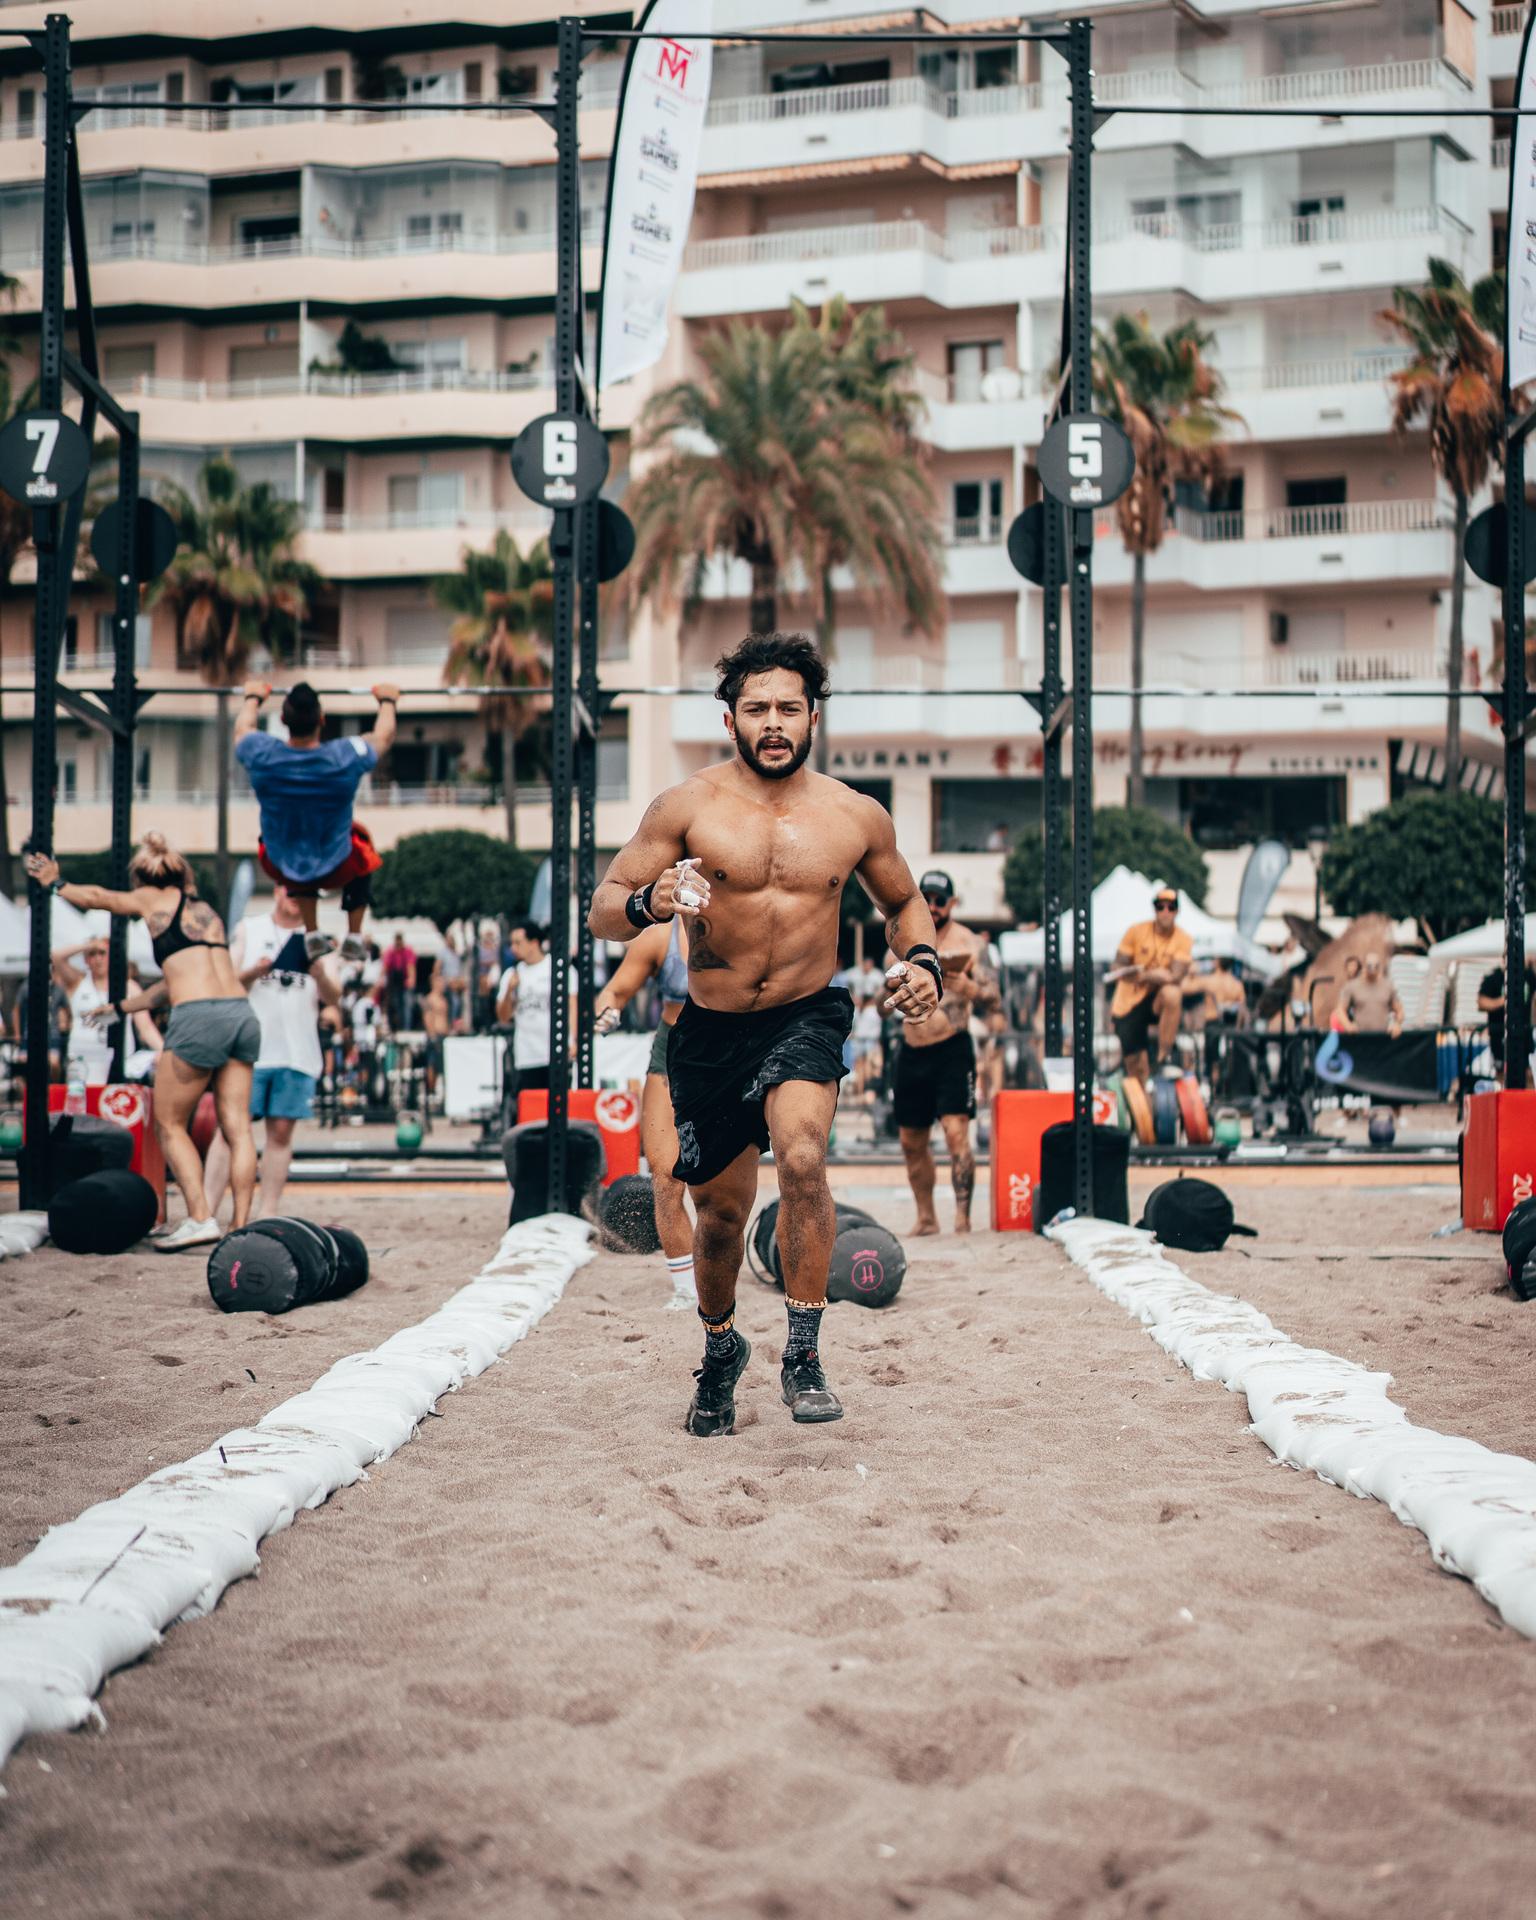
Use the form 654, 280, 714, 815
684, 1335, 751, 1438
784, 1395, 844, 1424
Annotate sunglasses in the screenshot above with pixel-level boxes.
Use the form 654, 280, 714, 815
923, 892, 952, 906
1153, 899, 1177, 911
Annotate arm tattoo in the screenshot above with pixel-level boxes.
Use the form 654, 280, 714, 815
686, 915, 732, 972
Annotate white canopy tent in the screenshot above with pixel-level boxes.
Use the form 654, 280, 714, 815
1426, 915, 1536, 964
996, 866, 1281, 977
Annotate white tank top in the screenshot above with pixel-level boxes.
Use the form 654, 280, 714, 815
241, 914, 323, 1078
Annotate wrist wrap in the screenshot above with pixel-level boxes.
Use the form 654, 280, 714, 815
903, 943, 943, 997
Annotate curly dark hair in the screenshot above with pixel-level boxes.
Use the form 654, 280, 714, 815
714, 631, 831, 711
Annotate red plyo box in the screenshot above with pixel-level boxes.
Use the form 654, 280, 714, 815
990, 1090, 1073, 1232
517, 1086, 642, 1186
1461, 1089, 1536, 1232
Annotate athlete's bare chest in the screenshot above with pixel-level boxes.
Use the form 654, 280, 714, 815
683, 800, 864, 898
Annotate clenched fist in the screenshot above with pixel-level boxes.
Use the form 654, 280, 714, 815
650, 857, 709, 921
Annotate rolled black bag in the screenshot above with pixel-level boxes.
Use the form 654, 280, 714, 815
47, 1168, 158, 1256
24, 1113, 135, 1204
320, 1223, 370, 1300
207, 1217, 338, 1315
1501, 1194, 1536, 1285
1037, 1122, 1131, 1231
1136, 1176, 1257, 1254
748, 1199, 905, 1307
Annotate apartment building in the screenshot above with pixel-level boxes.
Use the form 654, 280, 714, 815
0, 0, 1519, 926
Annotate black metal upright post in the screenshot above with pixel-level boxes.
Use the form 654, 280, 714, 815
1040, 497, 1065, 1059
575, 496, 600, 1088
1065, 18, 1096, 1215
21, 13, 72, 1208
1503, 428, 1529, 1084
545, 14, 582, 1210
107, 422, 140, 1082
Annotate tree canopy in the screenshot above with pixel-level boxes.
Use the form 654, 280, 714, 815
1002, 806, 1210, 925
372, 830, 536, 932
1318, 789, 1533, 942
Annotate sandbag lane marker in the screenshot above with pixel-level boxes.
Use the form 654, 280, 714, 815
0, 1213, 593, 1779
1049, 1217, 1536, 1638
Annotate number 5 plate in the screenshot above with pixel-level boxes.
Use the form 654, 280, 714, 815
1037, 412, 1135, 511
0, 408, 92, 507
510, 412, 610, 509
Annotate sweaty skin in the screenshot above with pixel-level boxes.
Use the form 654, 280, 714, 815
590, 680, 938, 1019
886, 908, 999, 1236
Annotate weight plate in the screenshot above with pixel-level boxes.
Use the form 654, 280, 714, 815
1037, 412, 1135, 511
1005, 501, 1046, 584
0, 408, 91, 508
1175, 1075, 1212, 1145
597, 497, 636, 581
510, 412, 609, 509
1150, 1076, 1179, 1146
1123, 1074, 1156, 1145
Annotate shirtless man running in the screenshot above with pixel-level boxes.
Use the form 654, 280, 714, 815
589, 632, 940, 1437
886, 871, 1000, 1235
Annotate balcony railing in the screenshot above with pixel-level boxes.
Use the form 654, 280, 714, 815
55, 781, 628, 809
1166, 499, 1445, 542
1092, 650, 1441, 692
1263, 649, 1439, 686
1229, 350, 1413, 390
305, 507, 549, 536
118, 366, 550, 402
1493, 5, 1529, 36
688, 655, 1026, 693
686, 205, 1461, 278
945, 515, 1005, 547
2, 221, 601, 272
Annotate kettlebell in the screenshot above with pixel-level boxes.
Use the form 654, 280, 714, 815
1367, 1109, 1396, 1148
395, 1111, 424, 1153
1213, 1109, 1242, 1151
0, 1109, 23, 1153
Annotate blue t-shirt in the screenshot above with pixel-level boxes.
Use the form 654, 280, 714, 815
236, 731, 378, 883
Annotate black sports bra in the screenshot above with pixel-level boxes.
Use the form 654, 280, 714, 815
151, 890, 229, 967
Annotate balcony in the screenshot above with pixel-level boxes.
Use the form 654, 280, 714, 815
680, 205, 1468, 320
1092, 499, 1452, 592
112, 367, 643, 447
1493, 4, 1529, 32
1220, 350, 1412, 440
696, 56, 1471, 180
1, 224, 603, 313
297, 507, 553, 580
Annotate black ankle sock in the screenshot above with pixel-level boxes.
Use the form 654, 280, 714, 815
699, 1306, 736, 1366
784, 1301, 825, 1363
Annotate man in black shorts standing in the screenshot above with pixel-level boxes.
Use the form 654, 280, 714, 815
887, 871, 999, 1235
589, 632, 940, 1437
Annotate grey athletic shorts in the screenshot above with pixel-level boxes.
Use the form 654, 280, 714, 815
648, 1016, 676, 1078
166, 997, 261, 1071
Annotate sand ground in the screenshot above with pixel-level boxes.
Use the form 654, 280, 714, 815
3, 1174, 1536, 1920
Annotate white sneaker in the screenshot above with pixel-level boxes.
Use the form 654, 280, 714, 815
305, 931, 337, 962
152, 1216, 223, 1254
340, 934, 366, 963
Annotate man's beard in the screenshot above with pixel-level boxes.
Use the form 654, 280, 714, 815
737, 728, 812, 782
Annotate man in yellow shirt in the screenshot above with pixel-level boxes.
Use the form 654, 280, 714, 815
1109, 888, 1194, 1084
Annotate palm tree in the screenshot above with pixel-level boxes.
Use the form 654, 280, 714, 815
625, 315, 940, 647
1092, 314, 1240, 807
789, 295, 941, 770
149, 454, 323, 902
433, 529, 553, 847
1380, 258, 1505, 788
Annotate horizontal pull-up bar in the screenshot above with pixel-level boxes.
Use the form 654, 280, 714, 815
1107, 102, 1520, 119
6, 683, 1518, 702
588, 29, 1069, 44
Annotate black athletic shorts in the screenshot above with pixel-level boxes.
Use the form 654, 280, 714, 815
668, 986, 854, 1187
892, 1029, 976, 1130
1112, 996, 1156, 1060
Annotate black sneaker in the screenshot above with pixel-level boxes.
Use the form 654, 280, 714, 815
780, 1350, 844, 1424
684, 1332, 751, 1438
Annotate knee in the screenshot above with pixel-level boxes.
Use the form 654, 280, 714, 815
1155, 985, 1181, 1015
695, 1195, 750, 1240
775, 1135, 825, 1191
898, 1128, 930, 1161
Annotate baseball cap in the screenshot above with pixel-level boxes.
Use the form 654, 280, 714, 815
1152, 889, 1178, 909
1136, 1177, 1256, 1253
919, 869, 955, 901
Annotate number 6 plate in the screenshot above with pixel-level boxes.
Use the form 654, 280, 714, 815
510, 412, 610, 509
0, 408, 92, 508
1037, 412, 1135, 511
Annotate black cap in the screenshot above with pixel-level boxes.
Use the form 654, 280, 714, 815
1137, 1177, 1256, 1253
919, 869, 955, 901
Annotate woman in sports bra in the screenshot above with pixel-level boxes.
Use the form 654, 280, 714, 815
24, 832, 261, 1253
593, 914, 695, 1307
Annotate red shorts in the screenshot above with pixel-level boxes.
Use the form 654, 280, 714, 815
258, 821, 382, 897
